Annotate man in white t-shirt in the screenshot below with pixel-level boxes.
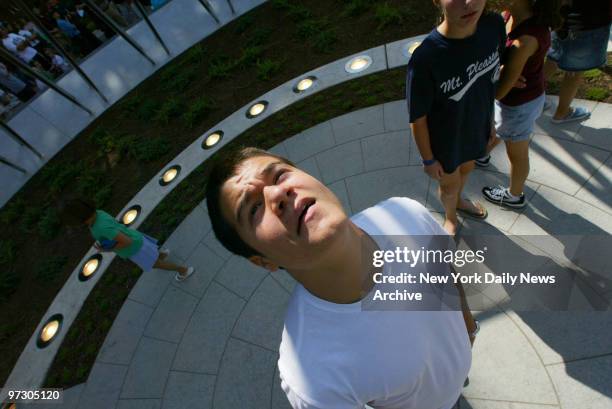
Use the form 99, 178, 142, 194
1, 27, 50, 70
205, 147, 477, 409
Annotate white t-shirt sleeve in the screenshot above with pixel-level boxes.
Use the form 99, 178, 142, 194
281, 378, 364, 409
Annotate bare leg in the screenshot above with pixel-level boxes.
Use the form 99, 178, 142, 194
543, 58, 558, 80
439, 168, 462, 236
554, 71, 583, 119
505, 140, 530, 197
153, 257, 187, 275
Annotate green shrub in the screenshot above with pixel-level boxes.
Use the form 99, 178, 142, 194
93, 185, 113, 206
236, 46, 263, 69
154, 98, 183, 125
271, 0, 290, 9
583, 69, 602, 79
162, 66, 196, 93
256, 59, 282, 81
136, 99, 162, 121
41, 162, 82, 194
296, 19, 323, 40
21, 206, 43, 233
246, 27, 272, 48
585, 87, 609, 101
0, 240, 16, 266
129, 137, 170, 162
342, 0, 370, 16
0, 198, 25, 225
184, 44, 207, 65
182, 97, 215, 128
119, 94, 143, 116
36, 256, 68, 282
312, 29, 337, 53
234, 15, 254, 34
0, 269, 20, 296
38, 207, 61, 240
208, 55, 234, 79
375, 3, 403, 30
287, 4, 312, 21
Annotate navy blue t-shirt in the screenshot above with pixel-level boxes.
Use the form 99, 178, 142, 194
406, 12, 506, 173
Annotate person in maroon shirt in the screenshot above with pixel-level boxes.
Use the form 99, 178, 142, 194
481, 0, 562, 208
544, 0, 612, 123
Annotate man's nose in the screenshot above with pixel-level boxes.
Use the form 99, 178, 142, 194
265, 184, 290, 216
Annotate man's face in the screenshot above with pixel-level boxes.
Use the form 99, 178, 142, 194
437, 0, 486, 29
220, 155, 348, 270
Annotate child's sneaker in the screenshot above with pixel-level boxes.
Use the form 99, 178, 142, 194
475, 154, 491, 168
175, 267, 194, 282
482, 185, 526, 208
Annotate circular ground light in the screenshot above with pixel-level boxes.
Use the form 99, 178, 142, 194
293, 76, 317, 93
121, 205, 141, 226
202, 131, 224, 149
246, 101, 268, 118
79, 254, 102, 281
159, 165, 181, 186
345, 55, 372, 73
37, 314, 63, 348
402, 41, 422, 58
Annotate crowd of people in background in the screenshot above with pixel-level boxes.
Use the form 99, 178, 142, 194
0, 0, 168, 117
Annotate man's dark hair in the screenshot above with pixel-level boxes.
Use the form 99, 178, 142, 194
59, 198, 96, 225
206, 147, 295, 259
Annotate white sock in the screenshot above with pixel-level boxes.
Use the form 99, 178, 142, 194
505, 188, 520, 199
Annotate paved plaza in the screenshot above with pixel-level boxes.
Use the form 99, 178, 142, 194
24, 97, 612, 409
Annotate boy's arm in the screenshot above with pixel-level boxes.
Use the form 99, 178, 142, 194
496, 35, 539, 100
112, 232, 133, 250
411, 116, 445, 180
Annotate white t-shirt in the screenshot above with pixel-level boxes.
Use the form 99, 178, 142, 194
278, 197, 472, 409
3, 33, 37, 63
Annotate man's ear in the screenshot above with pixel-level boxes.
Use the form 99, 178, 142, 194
248, 255, 279, 272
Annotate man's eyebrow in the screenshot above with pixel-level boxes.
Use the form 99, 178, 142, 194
235, 161, 285, 225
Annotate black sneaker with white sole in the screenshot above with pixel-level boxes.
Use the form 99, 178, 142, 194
475, 154, 490, 167
482, 185, 526, 208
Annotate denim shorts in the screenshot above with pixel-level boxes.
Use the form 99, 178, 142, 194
547, 24, 611, 71
129, 234, 159, 272
495, 93, 545, 142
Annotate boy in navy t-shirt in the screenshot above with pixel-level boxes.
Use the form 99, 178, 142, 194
407, 0, 505, 235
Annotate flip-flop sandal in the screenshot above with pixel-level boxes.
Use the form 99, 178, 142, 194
456, 200, 488, 220
550, 106, 591, 124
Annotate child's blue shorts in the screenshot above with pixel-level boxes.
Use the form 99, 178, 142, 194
547, 24, 611, 72
495, 93, 545, 142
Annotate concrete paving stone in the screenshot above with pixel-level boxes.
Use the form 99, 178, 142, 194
362, 131, 411, 172
233, 275, 291, 350
144, 286, 199, 343
116, 299, 154, 328
201, 230, 232, 261
270, 269, 297, 294
510, 186, 612, 285
98, 319, 145, 365
331, 105, 385, 145
459, 397, 559, 409
128, 268, 173, 308
161, 371, 215, 409
272, 366, 292, 409
427, 168, 539, 232
268, 141, 289, 158
163, 205, 212, 261
215, 255, 268, 299
316, 141, 364, 184
0, 162, 32, 208
77, 363, 127, 409
296, 156, 322, 181
283, 121, 336, 163
205, 0, 235, 23
231, 0, 266, 15
327, 179, 352, 215
22, 383, 85, 409
547, 355, 612, 409
575, 155, 612, 214
121, 337, 177, 399
534, 96, 598, 141
463, 311, 557, 404
116, 399, 161, 409
504, 309, 612, 365
173, 282, 245, 374
213, 338, 277, 409
26, 90, 95, 138
345, 166, 429, 213
573, 102, 612, 151
527, 133, 609, 195
0, 126, 46, 176
174, 242, 225, 298
382, 100, 410, 132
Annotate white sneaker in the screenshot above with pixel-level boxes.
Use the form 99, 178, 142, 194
175, 267, 194, 282
159, 248, 170, 258
482, 185, 526, 208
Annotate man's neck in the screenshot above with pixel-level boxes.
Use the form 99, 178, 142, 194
290, 221, 380, 304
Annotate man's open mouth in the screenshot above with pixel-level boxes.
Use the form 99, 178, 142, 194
297, 200, 316, 235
